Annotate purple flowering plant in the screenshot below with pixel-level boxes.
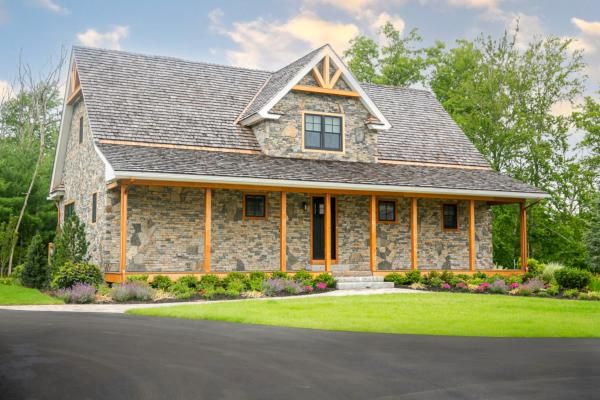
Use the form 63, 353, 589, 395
54, 283, 96, 304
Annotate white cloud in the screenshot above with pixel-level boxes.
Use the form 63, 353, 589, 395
571, 17, 600, 37
304, 0, 379, 14
37, 0, 69, 14
213, 11, 359, 69
77, 26, 129, 50
509, 13, 544, 50
566, 36, 596, 55
447, 0, 499, 8
208, 8, 224, 32
0, 80, 13, 101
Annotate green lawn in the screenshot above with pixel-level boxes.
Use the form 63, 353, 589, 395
129, 293, 600, 337
0, 284, 63, 305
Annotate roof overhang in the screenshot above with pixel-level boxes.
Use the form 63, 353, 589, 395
110, 171, 550, 201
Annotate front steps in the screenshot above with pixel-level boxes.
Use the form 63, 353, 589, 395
335, 275, 394, 290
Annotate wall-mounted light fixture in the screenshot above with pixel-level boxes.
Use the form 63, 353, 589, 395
302, 201, 308, 212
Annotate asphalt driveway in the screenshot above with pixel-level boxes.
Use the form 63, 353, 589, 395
0, 311, 598, 400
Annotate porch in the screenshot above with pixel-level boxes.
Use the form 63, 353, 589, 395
103, 180, 529, 283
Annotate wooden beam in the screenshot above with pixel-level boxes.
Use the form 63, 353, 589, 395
204, 188, 212, 273
292, 85, 360, 97
323, 55, 330, 87
329, 69, 343, 89
469, 200, 476, 271
410, 197, 418, 270
370, 195, 377, 272
324, 193, 331, 272
66, 86, 81, 105
119, 184, 128, 281
311, 67, 326, 88
280, 191, 287, 272
520, 202, 528, 272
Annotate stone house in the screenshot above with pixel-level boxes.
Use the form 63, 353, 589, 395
49, 45, 546, 282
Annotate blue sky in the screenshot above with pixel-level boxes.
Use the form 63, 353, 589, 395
0, 0, 599, 109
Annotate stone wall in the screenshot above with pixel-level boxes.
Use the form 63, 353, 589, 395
376, 198, 412, 270
285, 193, 311, 271
252, 73, 378, 163
336, 195, 370, 271
58, 99, 106, 267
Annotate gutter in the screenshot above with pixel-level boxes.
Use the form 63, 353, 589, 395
111, 171, 550, 200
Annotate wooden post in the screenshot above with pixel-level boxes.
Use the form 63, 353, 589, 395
369, 195, 377, 272
520, 202, 528, 272
119, 184, 128, 282
469, 200, 476, 271
280, 191, 287, 272
410, 198, 418, 270
204, 188, 212, 273
324, 193, 331, 273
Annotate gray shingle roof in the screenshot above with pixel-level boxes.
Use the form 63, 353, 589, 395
98, 144, 544, 195
72, 46, 490, 167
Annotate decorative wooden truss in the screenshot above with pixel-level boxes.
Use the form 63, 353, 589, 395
66, 62, 82, 105
292, 55, 359, 97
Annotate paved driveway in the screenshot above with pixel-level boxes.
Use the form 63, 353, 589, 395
0, 311, 598, 400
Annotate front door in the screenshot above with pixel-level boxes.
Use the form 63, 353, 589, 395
312, 197, 336, 260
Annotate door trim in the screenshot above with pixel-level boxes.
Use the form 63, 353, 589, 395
310, 195, 338, 264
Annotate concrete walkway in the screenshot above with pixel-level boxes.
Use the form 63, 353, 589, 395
0, 287, 424, 313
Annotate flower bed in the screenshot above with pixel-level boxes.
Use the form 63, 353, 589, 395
49, 271, 336, 304
384, 261, 600, 301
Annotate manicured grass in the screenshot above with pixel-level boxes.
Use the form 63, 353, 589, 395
0, 284, 63, 305
129, 293, 600, 337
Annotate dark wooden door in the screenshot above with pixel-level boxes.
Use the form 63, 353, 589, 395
312, 197, 336, 260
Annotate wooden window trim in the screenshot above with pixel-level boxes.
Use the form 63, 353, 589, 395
376, 199, 397, 224
309, 195, 338, 264
441, 203, 460, 231
91, 193, 97, 224
243, 193, 267, 220
301, 111, 345, 154
79, 117, 84, 144
64, 200, 75, 222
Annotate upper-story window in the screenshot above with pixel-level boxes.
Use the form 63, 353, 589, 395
304, 113, 343, 152
79, 117, 83, 144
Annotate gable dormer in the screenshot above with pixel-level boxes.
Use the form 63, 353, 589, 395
239, 45, 389, 163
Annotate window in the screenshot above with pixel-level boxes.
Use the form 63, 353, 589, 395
442, 204, 458, 230
244, 195, 266, 219
64, 202, 75, 221
377, 200, 396, 222
79, 117, 83, 144
304, 113, 342, 151
91, 193, 97, 223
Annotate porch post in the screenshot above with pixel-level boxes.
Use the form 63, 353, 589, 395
280, 191, 287, 272
119, 184, 129, 282
369, 195, 376, 272
325, 193, 331, 272
469, 200, 476, 271
204, 188, 212, 273
410, 197, 418, 270
520, 202, 528, 272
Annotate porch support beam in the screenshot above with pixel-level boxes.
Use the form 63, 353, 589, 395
204, 188, 212, 273
280, 191, 287, 272
119, 184, 128, 281
468, 200, 476, 271
369, 195, 376, 272
325, 193, 332, 273
520, 202, 528, 272
410, 198, 418, 270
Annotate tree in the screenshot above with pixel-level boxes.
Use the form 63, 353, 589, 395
0, 217, 17, 276
21, 233, 50, 288
586, 197, 600, 273
52, 215, 89, 270
573, 94, 600, 181
0, 51, 65, 274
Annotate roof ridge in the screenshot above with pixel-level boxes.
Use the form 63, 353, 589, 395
362, 81, 432, 94
72, 45, 274, 74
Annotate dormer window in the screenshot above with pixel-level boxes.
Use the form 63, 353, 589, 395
304, 113, 343, 152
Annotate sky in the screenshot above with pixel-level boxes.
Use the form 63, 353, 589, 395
0, 0, 599, 111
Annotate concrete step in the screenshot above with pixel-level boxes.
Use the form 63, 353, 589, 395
335, 276, 384, 283
336, 281, 395, 290
332, 270, 372, 277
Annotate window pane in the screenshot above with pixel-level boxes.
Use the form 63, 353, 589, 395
443, 204, 458, 229
245, 195, 266, 218
325, 116, 341, 133
324, 132, 341, 150
378, 201, 395, 221
92, 194, 97, 223
305, 115, 321, 132
305, 131, 321, 148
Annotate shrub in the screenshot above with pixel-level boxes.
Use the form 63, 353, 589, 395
577, 291, 600, 301
555, 268, 592, 290
169, 281, 197, 299
589, 276, 600, 292
292, 269, 312, 284
177, 275, 201, 290
440, 282, 451, 290
247, 272, 266, 291
199, 274, 221, 289
509, 282, 520, 290
472, 271, 487, 280
313, 273, 336, 288
475, 282, 490, 293
263, 278, 305, 296
428, 277, 443, 288
304, 285, 314, 294
111, 282, 155, 302
54, 283, 96, 304
542, 262, 565, 283
562, 288, 579, 298
527, 258, 545, 276
127, 274, 148, 283
150, 275, 173, 291
21, 234, 50, 289
52, 215, 89, 270
0, 277, 14, 285
404, 270, 422, 284
489, 279, 508, 294
51, 262, 103, 289
521, 277, 546, 293
315, 282, 327, 291
454, 282, 468, 291
222, 272, 249, 290
224, 279, 245, 297
505, 275, 523, 285
384, 273, 404, 286
439, 270, 454, 283
422, 271, 440, 285
152, 289, 176, 301
248, 271, 267, 282
546, 284, 559, 296
270, 271, 289, 280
